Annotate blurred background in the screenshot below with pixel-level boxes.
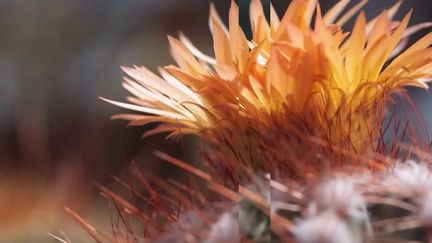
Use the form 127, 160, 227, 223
0, 0, 430, 241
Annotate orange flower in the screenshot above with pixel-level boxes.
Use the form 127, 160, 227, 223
104, 0, 432, 168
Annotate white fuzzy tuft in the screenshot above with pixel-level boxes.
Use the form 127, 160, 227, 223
293, 212, 356, 243
310, 177, 367, 221
389, 160, 432, 196
206, 212, 240, 243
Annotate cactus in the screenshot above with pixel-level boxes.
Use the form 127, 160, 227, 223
64, 0, 432, 242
